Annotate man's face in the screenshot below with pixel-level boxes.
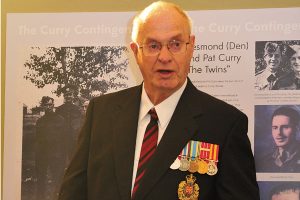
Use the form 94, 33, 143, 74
131, 9, 195, 98
272, 190, 300, 200
64, 92, 74, 103
272, 115, 295, 148
290, 50, 300, 78
264, 50, 282, 73
43, 99, 54, 113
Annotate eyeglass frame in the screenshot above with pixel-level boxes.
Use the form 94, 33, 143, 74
137, 37, 191, 56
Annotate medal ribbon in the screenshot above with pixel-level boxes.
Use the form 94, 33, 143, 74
198, 142, 219, 162
190, 140, 198, 160
182, 143, 189, 160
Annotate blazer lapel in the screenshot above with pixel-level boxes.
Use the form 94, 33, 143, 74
134, 80, 204, 200
112, 85, 142, 200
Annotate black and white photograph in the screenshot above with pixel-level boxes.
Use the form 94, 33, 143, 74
21, 46, 130, 200
254, 105, 300, 173
255, 40, 300, 90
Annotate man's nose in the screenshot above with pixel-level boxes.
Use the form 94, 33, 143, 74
278, 127, 284, 135
157, 45, 172, 63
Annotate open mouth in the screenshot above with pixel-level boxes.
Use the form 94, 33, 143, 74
158, 69, 173, 74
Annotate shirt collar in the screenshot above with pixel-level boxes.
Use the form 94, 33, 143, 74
139, 79, 187, 129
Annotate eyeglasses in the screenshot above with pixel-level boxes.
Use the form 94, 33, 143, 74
139, 39, 190, 56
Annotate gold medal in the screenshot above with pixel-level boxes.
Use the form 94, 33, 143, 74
188, 160, 199, 173
197, 159, 208, 174
178, 174, 199, 200
207, 161, 218, 176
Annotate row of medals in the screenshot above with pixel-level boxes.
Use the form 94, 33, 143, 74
171, 156, 218, 176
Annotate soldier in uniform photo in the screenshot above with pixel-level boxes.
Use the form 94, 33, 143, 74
255, 42, 289, 90
259, 106, 300, 172
35, 96, 67, 200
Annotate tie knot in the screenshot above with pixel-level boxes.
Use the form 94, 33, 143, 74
148, 108, 158, 120
267, 74, 276, 82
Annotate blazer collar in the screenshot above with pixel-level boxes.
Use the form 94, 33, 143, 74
112, 85, 143, 200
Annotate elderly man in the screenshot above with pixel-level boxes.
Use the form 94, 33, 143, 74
58, 2, 259, 200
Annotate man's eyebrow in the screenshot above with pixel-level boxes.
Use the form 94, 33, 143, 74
170, 34, 184, 40
143, 38, 158, 43
143, 34, 185, 43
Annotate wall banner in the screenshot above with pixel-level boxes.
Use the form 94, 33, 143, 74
5, 8, 300, 200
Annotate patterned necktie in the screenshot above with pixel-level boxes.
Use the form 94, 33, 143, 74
132, 108, 159, 198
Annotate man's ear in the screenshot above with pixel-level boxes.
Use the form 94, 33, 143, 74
130, 42, 138, 56
189, 35, 195, 52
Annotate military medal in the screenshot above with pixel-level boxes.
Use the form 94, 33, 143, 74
179, 144, 190, 171
178, 174, 199, 200
197, 159, 208, 174
188, 141, 199, 173
175, 140, 220, 177
197, 141, 219, 176
207, 161, 218, 176
179, 157, 190, 171
170, 157, 181, 170
188, 160, 199, 173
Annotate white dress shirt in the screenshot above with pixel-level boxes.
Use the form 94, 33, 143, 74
131, 79, 187, 192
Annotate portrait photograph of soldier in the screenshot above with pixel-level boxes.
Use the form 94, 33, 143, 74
258, 181, 300, 200
21, 45, 130, 200
255, 40, 300, 90
254, 105, 300, 173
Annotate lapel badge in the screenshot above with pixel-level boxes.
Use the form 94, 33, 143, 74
178, 174, 199, 200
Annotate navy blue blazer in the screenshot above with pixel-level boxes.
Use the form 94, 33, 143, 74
58, 79, 259, 200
